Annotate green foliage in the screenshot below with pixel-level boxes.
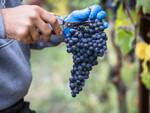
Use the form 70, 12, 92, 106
142, 59, 150, 90
25, 0, 141, 113
136, 0, 150, 14
135, 42, 150, 89
115, 6, 134, 55
115, 29, 133, 55
142, 73, 150, 89
68, 0, 99, 10
46, 0, 69, 15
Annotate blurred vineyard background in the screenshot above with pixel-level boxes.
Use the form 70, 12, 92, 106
23, 0, 150, 113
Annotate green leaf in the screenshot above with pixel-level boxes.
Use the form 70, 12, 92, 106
143, 0, 150, 14
115, 5, 134, 55
115, 6, 131, 29
142, 72, 150, 89
136, 0, 142, 11
136, 0, 150, 14
115, 29, 133, 55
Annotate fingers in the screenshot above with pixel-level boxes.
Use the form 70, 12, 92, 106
22, 24, 51, 44
15, 27, 33, 44
39, 9, 62, 35
46, 13, 62, 35
22, 37, 33, 44
96, 11, 106, 20
20, 31, 33, 44
34, 17, 52, 42
20, 35, 33, 44
40, 33, 51, 42
29, 26, 40, 42
89, 5, 101, 19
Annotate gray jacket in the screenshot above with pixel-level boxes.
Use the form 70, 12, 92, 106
0, 0, 63, 110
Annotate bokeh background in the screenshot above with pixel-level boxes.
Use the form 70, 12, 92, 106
22, 0, 142, 113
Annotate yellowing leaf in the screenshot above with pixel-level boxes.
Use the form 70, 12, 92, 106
137, 42, 150, 89
135, 42, 148, 60
145, 45, 150, 60
115, 19, 130, 30
115, 5, 134, 29
142, 72, 150, 89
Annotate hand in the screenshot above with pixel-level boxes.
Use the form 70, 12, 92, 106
2, 5, 62, 44
64, 4, 108, 36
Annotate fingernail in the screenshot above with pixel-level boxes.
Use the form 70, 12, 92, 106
48, 24, 53, 30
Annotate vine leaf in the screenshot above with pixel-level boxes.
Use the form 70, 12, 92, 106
136, 42, 150, 60
115, 29, 133, 55
136, 42, 150, 89
115, 6, 134, 55
141, 60, 150, 89
135, 42, 147, 60
136, 0, 150, 14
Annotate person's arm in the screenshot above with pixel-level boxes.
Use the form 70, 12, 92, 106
0, 10, 5, 39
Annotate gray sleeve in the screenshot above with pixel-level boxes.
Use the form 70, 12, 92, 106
0, 15, 5, 39
30, 35, 65, 49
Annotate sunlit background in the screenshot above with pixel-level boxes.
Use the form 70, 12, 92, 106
23, 0, 138, 113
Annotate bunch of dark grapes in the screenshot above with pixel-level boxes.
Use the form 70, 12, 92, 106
64, 19, 108, 97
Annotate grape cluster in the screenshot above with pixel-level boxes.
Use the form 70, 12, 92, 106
64, 19, 108, 97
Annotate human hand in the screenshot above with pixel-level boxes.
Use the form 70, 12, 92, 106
2, 5, 62, 44
64, 4, 108, 36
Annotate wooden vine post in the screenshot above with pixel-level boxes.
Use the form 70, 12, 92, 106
138, 9, 150, 113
